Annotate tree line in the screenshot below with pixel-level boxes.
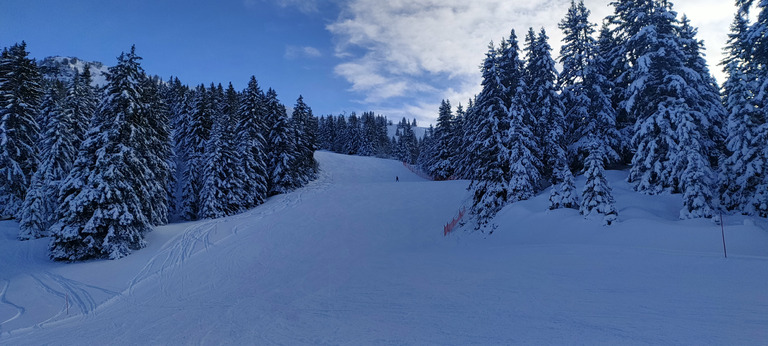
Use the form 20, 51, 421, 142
414, 0, 768, 229
316, 112, 422, 165
0, 43, 318, 261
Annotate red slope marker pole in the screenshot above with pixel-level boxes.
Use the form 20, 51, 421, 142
720, 212, 727, 259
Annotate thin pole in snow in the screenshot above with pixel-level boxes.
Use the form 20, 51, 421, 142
720, 212, 727, 259
66, 293, 69, 315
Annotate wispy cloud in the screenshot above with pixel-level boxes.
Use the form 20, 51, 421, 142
244, 0, 319, 14
285, 45, 322, 59
274, 0, 319, 14
327, 0, 731, 124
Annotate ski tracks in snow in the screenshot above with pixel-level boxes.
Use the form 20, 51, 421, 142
29, 272, 120, 318
0, 280, 25, 328
3, 164, 333, 336
1, 272, 121, 335
127, 167, 332, 297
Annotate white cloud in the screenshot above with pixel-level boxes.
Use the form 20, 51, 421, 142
276, 0, 319, 14
327, 0, 734, 125
285, 45, 322, 59
245, 0, 320, 14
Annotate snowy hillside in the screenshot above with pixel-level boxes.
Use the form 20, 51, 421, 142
0, 151, 766, 344
38, 56, 109, 86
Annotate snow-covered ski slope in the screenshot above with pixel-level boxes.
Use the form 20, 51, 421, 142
1, 151, 766, 344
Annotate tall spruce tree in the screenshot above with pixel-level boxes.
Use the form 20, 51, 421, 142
138, 76, 173, 226
581, 33, 622, 167
469, 42, 510, 230
49, 46, 153, 261
623, 1, 718, 218
179, 84, 213, 220
0, 42, 42, 219
236, 77, 269, 208
332, 115, 347, 153
430, 99, 455, 180
358, 111, 377, 157
19, 82, 70, 239
291, 95, 318, 183
625, 1, 687, 193
395, 117, 419, 164
720, 1, 768, 216
164, 77, 189, 220
265, 88, 297, 195
344, 112, 362, 155
500, 30, 541, 202
525, 28, 566, 183
748, 0, 768, 216
200, 84, 242, 218
678, 16, 727, 170
69, 65, 98, 148
607, 0, 656, 146
558, 0, 594, 152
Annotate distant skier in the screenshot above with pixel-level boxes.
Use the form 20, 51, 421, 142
396, 176, 399, 182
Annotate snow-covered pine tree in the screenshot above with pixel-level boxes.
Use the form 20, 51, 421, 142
549, 158, 579, 210
19, 82, 70, 239
747, 0, 768, 216
160, 77, 188, 220
417, 125, 436, 173
358, 111, 377, 157
676, 104, 716, 219
221, 82, 249, 212
469, 42, 513, 230
580, 141, 618, 225
595, 24, 632, 161
500, 30, 541, 202
455, 97, 478, 180
265, 88, 297, 195
327, 115, 338, 152
595, 23, 629, 162
606, 0, 656, 147
69, 65, 99, 148
448, 103, 465, 174
291, 95, 318, 183
719, 9, 759, 213
625, 1, 692, 194
374, 113, 391, 158
558, 0, 594, 153
0, 42, 42, 219
622, 1, 720, 217
397, 117, 419, 164
316, 115, 327, 150
236, 77, 269, 208
430, 99, 455, 180
179, 84, 213, 220
318, 114, 335, 151
136, 76, 172, 226
49, 46, 153, 261
678, 16, 727, 170
525, 28, 566, 183
581, 34, 622, 167
332, 115, 347, 153
200, 84, 242, 219
343, 112, 362, 155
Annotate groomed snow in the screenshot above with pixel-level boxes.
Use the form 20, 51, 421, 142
1, 151, 766, 344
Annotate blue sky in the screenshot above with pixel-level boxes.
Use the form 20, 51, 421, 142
0, 0, 735, 125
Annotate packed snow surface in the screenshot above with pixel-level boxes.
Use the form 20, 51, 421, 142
0, 151, 766, 344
